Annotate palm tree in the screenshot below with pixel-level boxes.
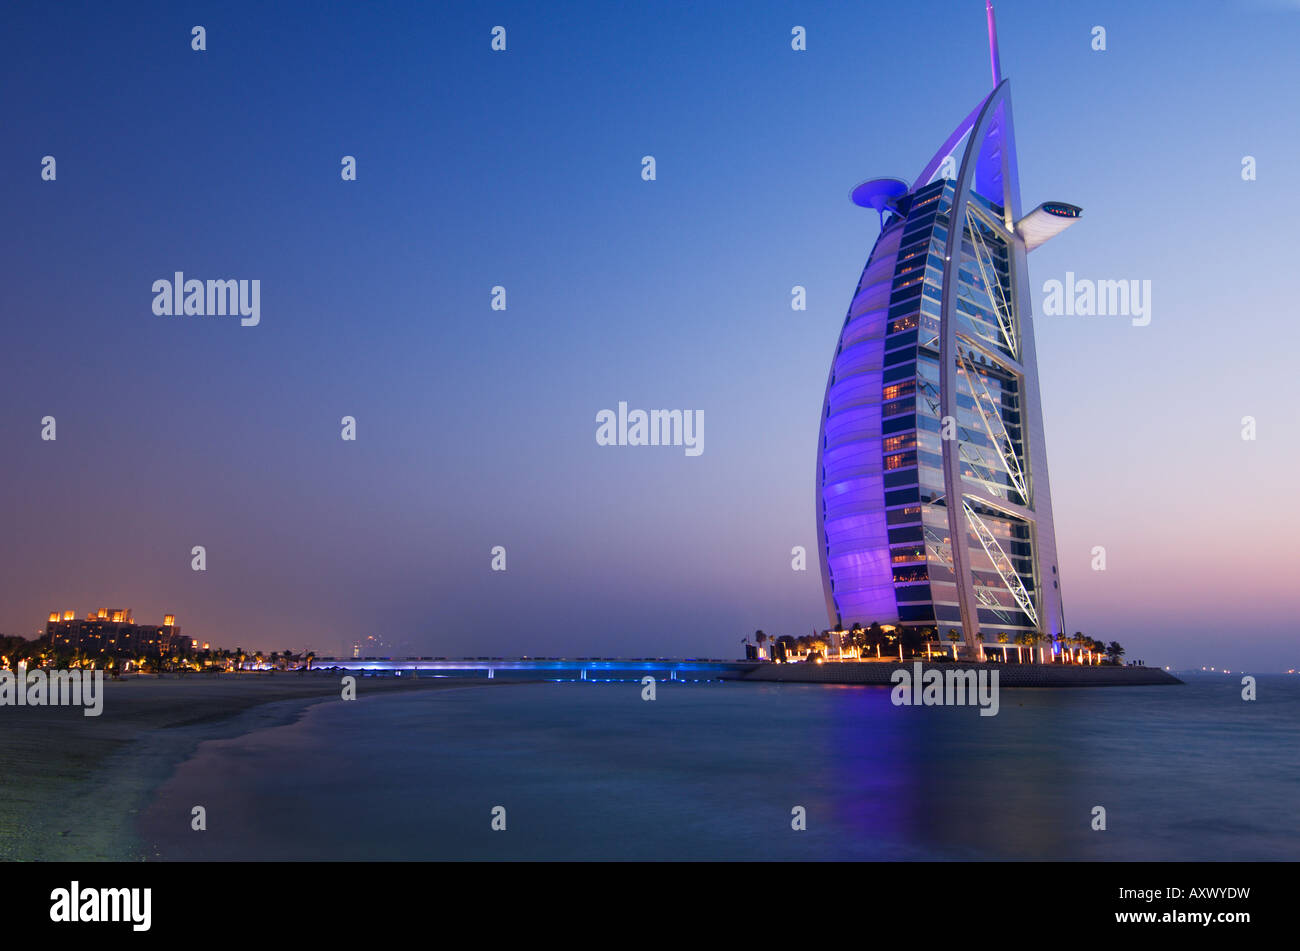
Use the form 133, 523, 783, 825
946, 628, 962, 659
865, 621, 884, 658
1013, 632, 1030, 664
1106, 641, 1125, 664
997, 632, 1010, 662
1078, 634, 1094, 665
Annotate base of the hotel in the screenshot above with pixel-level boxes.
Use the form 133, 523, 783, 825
724, 661, 1182, 687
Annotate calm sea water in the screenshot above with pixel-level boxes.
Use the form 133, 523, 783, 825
137, 674, 1300, 860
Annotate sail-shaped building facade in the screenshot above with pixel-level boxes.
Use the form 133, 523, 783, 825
815, 3, 1079, 657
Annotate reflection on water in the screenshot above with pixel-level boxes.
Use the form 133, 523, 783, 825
138, 675, 1300, 860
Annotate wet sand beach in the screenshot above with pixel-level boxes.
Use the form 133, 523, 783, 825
0, 672, 496, 861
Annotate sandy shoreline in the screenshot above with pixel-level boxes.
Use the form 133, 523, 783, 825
0, 672, 499, 861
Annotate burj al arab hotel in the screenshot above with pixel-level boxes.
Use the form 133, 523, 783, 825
816, 2, 1080, 658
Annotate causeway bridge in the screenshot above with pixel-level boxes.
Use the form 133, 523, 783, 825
307, 657, 756, 682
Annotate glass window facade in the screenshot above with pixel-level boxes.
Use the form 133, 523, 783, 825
817, 84, 1068, 649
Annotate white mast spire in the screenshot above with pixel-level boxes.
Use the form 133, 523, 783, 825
986, 1, 1002, 86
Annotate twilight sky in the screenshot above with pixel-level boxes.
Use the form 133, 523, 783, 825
2, 0, 1297, 670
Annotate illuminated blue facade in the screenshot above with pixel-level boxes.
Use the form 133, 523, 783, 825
816, 4, 1077, 656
